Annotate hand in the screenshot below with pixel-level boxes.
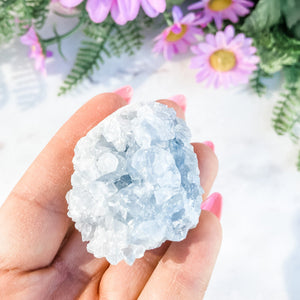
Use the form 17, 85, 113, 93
0, 93, 222, 299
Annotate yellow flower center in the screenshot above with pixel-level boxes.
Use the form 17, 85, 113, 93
208, 0, 232, 11
209, 49, 236, 72
166, 24, 188, 42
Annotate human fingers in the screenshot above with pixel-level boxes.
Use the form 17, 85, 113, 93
98, 101, 218, 300
0, 93, 127, 271
138, 210, 222, 300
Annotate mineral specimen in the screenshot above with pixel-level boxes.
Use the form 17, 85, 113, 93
67, 102, 203, 265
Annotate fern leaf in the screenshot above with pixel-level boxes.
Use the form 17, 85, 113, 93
273, 85, 300, 143
23, 0, 50, 29
0, 0, 17, 8
0, 7, 15, 43
83, 19, 111, 41
250, 68, 271, 97
58, 25, 114, 96
109, 20, 143, 57
252, 26, 300, 74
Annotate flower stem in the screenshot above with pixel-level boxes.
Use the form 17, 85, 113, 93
43, 17, 84, 46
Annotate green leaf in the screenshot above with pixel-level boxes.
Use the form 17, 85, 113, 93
281, 0, 300, 29
59, 17, 145, 95
273, 84, 300, 143
59, 23, 115, 95
252, 26, 300, 73
109, 19, 143, 57
0, 7, 15, 43
250, 67, 271, 97
283, 62, 300, 84
23, 0, 50, 29
241, 0, 281, 33
166, 0, 185, 7
291, 21, 300, 39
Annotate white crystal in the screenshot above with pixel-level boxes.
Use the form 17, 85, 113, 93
67, 102, 204, 265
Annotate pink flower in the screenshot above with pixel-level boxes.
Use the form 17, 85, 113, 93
190, 25, 259, 88
189, 0, 254, 29
59, 0, 166, 25
20, 27, 52, 75
153, 6, 203, 60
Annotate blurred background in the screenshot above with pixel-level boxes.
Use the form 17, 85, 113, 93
1, 15, 300, 300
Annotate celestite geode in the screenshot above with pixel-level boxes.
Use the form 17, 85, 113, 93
67, 102, 203, 265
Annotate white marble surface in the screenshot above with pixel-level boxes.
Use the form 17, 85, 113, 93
1, 23, 300, 300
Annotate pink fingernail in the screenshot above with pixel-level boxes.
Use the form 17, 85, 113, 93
201, 192, 222, 220
169, 94, 187, 112
203, 141, 215, 152
114, 85, 133, 104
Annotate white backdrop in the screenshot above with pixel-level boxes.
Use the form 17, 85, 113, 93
1, 20, 300, 299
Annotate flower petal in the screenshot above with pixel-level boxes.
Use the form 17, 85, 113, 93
171, 24, 182, 34
181, 12, 196, 24
188, 2, 205, 10
163, 44, 174, 60
205, 33, 216, 46
117, 0, 140, 21
147, 0, 166, 13
60, 0, 84, 8
233, 3, 250, 16
141, 0, 164, 17
86, 0, 112, 23
20, 27, 38, 45
215, 31, 227, 47
213, 14, 223, 30
172, 6, 183, 23
224, 25, 235, 42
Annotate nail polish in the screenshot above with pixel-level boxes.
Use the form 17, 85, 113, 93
201, 192, 222, 220
203, 141, 215, 152
169, 94, 186, 112
114, 85, 133, 104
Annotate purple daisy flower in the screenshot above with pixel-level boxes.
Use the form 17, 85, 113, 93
59, 0, 166, 25
153, 6, 203, 60
190, 25, 259, 88
20, 27, 52, 75
189, 0, 254, 29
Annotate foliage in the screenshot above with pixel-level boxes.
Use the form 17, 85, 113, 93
249, 67, 272, 97
1, 0, 300, 169
272, 63, 300, 168
272, 63, 300, 139
273, 84, 300, 142
59, 17, 144, 95
0, 6, 15, 43
166, 0, 185, 7
0, 0, 50, 44
241, 0, 281, 33
252, 27, 300, 74
281, 0, 300, 30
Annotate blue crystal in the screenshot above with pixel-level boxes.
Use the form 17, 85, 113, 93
67, 102, 204, 265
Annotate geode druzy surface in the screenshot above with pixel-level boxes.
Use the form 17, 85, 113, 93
67, 102, 203, 265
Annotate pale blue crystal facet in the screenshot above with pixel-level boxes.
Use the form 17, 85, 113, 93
67, 102, 203, 265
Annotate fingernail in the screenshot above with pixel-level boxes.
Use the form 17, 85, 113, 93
201, 192, 222, 220
114, 85, 133, 104
168, 94, 186, 112
203, 141, 215, 152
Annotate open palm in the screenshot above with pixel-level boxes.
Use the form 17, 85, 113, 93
0, 94, 221, 299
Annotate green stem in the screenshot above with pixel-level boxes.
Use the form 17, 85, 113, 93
43, 17, 84, 45
163, 12, 173, 26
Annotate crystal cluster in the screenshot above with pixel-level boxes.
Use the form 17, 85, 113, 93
67, 102, 203, 265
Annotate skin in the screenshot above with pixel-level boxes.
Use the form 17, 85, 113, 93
0, 93, 222, 300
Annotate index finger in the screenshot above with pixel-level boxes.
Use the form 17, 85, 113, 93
0, 93, 127, 271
